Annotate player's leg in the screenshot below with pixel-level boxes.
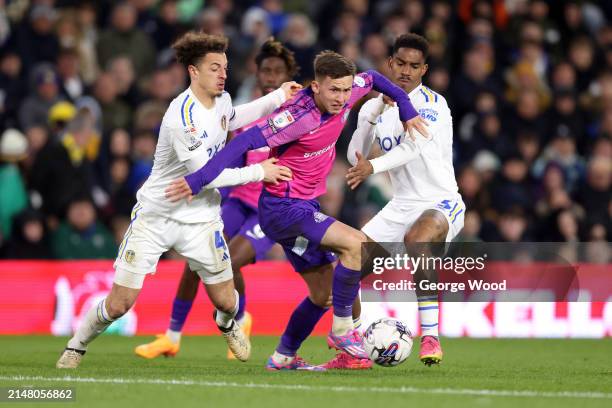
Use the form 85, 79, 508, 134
203, 276, 251, 361
179, 220, 251, 361
404, 204, 458, 366
58, 206, 170, 368
319, 220, 372, 358
266, 263, 332, 371
222, 198, 252, 323
224, 235, 256, 359
134, 263, 199, 358
322, 209, 405, 369
57, 278, 142, 368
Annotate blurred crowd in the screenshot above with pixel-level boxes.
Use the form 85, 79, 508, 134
0, 0, 610, 261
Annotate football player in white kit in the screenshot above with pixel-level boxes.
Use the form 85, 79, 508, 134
346, 34, 465, 366
56, 32, 300, 368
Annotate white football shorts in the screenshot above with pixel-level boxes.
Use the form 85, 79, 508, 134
361, 196, 465, 243
113, 202, 232, 289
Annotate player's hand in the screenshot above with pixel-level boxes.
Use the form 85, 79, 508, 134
382, 95, 395, 107
346, 151, 373, 190
261, 158, 292, 184
165, 178, 194, 203
403, 115, 429, 141
280, 81, 303, 101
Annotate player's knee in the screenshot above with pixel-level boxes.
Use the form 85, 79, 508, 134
106, 298, 133, 319
309, 289, 331, 308
344, 230, 368, 258
212, 297, 236, 314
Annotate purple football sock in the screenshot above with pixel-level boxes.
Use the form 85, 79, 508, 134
168, 298, 194, 332
332, 262, 361, 318
276, 297, 328, 356
235, 294, 246, 322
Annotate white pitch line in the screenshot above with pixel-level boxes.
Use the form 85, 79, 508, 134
1, 376, 611, 400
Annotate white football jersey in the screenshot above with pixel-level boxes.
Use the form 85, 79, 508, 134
370, 84, 459, 203
136, 88, 235, 223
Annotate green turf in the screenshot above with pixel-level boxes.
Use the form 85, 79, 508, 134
0, 335, 611, 408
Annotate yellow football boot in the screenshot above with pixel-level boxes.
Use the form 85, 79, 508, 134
134, 334, 180, 359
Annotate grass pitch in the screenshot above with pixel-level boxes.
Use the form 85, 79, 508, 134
0, 335, 610, 408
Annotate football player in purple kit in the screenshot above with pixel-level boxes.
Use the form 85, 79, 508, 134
134, 39, 300, 360
167, 51, 429, 370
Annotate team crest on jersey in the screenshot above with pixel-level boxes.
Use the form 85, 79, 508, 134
419, 108, 438, 122
124, 250, 135, 264
353, 76, 366, 87
269, 110, 294, 132
221, 115, 227, 131
313, 212, 329, 223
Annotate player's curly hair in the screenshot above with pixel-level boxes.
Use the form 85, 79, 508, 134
314, 50, 356, 80
172, 32, 229, 68
393, 33, 429, 59
255, 38, 299, 78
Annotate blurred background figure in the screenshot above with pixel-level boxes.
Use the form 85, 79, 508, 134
50, 195, 116, 260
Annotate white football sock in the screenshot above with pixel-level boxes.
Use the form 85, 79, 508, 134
67, 299, 115, 351
165, 329, 181, 344
417, 296, 439, 337
331, 315, 354, 336
271, 351, 294, 364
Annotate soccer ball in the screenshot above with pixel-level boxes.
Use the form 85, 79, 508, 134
363, 318, 413, 367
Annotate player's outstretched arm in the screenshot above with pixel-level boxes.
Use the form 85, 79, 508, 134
168, 126, 270, 200
165, 158, 292, 202
230, 81, 302, 130
367, 70, 429, 140
347, 95, 391, 166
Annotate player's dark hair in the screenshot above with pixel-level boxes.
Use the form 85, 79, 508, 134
255, 38, 299, 78
172, 32, 229, 68
314, 50, 356, 80
392, 33, 429, 60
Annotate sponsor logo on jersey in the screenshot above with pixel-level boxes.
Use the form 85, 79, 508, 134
270, 110, 295, 132
419, 108, 438, 122
187, 134, 202, 151
303, 143, 335, 158
221, 115, 227, 131
353, 76, 366, 87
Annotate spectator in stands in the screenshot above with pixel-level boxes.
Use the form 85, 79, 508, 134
50, 195, 116, 259
0, 129, 28, 241
2, 209, 51, 259
96, 2, 156, 77
19, 66, 64, 130
12, 4, 60, 68
575, 156, 611, 223
29, 111, 100, 222
56, 48, 85, 101
0, 51, 26, 129
93, 72, 132, 134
